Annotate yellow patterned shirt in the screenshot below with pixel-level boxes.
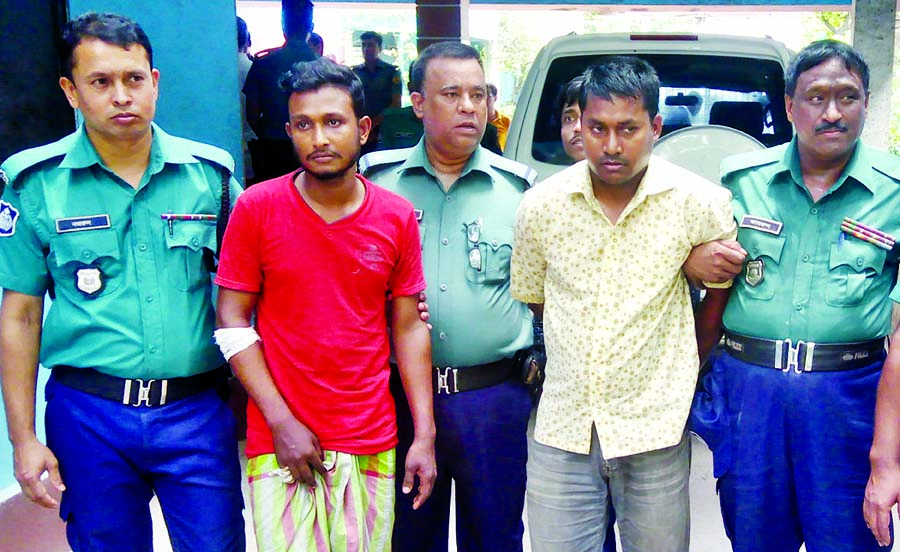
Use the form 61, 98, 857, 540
511, 157, 736, 458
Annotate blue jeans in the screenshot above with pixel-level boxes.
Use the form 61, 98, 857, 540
527, 427, 690, 552
710, 352, 889, 552
45, 375, 245, 552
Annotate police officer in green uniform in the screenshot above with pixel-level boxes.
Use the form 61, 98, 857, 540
689, 40, 898, 552
0, 13, 244, 551
359, 41, 536, 552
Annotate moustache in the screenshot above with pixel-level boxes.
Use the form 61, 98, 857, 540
815, 121, 848, 133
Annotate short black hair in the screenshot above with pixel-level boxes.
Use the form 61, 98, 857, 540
486, 83, 498, 97
409, 41, 482, 95
279, 57, 365, 119
360, 31, 383, 48
308, 32, 323, 49
580, 56, 659, 120
282, 0, 314, 40
237, 16, 250, 50
60, 12, 153, 80
555, 75, 584, 126
785, 39, 869, 97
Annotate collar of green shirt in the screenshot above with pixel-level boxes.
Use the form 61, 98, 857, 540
57, 123, 210, 179
396, 138, 498, 183
776, 137, 875, 197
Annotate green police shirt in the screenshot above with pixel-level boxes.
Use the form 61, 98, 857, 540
0, 123, 241, 379
360, 140, 537, 367
722, 138, 900, 343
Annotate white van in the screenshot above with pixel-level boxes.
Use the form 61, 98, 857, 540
504, 33, 795, 182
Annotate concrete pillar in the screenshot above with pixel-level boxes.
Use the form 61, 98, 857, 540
416, 0, 461, 52
852, 0, 896, 150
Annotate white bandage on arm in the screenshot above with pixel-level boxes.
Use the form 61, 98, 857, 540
213, 327, 261, 361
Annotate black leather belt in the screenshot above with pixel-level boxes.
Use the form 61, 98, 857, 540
432, 356, 517, 395
722, 331, 886, 373
53, 365, 226, 407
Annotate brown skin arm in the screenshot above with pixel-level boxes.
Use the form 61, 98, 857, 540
695, 287, 730, 368
216, 288, 326, 487
0, 289, 64, 508
392, 294, 436, 509
864, 322, 900, 547
683, 240, 747, 287
529, 303, 544, 321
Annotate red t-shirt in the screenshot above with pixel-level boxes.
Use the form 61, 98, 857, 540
215, 172, 426, 458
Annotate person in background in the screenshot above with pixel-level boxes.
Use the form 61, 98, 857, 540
353, 31, 401, 156
307, 31, 323, 57
237, 15, 256, 182
486, 83, 511, 151
0, 12, 245, 551
243, 0, 317, 181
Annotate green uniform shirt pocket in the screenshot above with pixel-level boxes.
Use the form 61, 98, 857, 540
465, 227, 513, 285
164, 221, 216, 291
50, 229, 123, 297
825, 241, 886, 307
738, 230, 786, 301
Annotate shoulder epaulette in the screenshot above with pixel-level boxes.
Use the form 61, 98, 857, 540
169, 136, 235, 174
254, 46, 278, 59
358, 147, 413, 176
720, 144, 785, 180
482, 150, 537, 189
868, 147, 900, 183
1, 132, 79, 189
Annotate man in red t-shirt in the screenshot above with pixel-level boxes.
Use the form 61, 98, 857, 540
215, 57, 436, 552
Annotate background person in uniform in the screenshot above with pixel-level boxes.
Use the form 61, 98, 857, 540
243, 0, 317, 182
512, 57, 736, 552
307, 31, 323, 57
0, 12, 245, 551
237, 15, 256, 182
486, 83, 511, 151
689, 39, 898, 552
360, 41, 537, 552
215, 57, 435, 551
353, 31, 401, 156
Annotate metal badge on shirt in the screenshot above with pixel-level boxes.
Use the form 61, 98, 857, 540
0, 200, 19, 237
465, 217, 484, 271
74, 263, 104, 297
745, 259, 764, 287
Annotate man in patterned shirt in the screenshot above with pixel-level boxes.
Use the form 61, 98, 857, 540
511, 56, 736, 552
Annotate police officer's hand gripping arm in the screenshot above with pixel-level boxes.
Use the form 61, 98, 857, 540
216, 289, 327, 487
392, 294, 437, 509
864, 322, 900, 547
0, 289, 65, 508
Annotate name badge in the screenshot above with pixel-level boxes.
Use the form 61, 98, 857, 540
414, 209, 424, 222
739, 215, 783, 236
56, 214, 111, 234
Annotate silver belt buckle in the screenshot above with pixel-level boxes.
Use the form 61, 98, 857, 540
122, 378, 169, 406
776, 339, 814, 374
435, 366, 457, 395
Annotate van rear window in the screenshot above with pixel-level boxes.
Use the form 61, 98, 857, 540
533, 54, 791, 165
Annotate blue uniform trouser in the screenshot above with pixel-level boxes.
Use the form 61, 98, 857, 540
44, 375, 245, 552
391, 373, 532, 552
711, 352, 889, 552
